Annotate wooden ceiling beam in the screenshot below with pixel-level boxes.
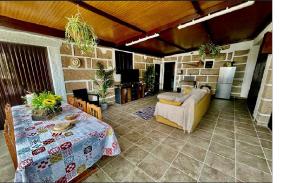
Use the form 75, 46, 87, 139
0, 15, 163, 57
70, 0, 145, 33
191, 0, 213, 42
0, 15, 65, 38
117, 0, 242, 47
71, 0, 185, 51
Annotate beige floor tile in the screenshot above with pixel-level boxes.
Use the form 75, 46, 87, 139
83, 168, 112, 182
212, 134, 235, 148
191, 129, 212, 140
214, 127, 235, 139
138, 153, 169, 180
114, 125, 131, 136
216, 123, 234, 132
257, 132, 272, 141
151, 144, 178, 163
135, 136, 158, 152
187, 135, 210, 150
172, 153, 203, 180
122, 145, 149, 165
236, 127, 257, 137
236, 141, 265, 158
123, 166, 155, 182
263, 148, 272, 161
96, 155, 115, 168
236, 151, 270, 173
209, 142, 235, 160
255, 125, 272, 134
260, 139, 272, 149
117, 136, 133, 153
199, 165, 235, 182
205, 151, 235, 177
102, 156, 135, 182
170, 129, 190, 141
0, 163, 15, 182
181, 143, 206, 162
236, 133, 260, 146
161, 167, 196, 182
123, 131, 144, 143
236, 163, 272, 182
162, 136, 185, 151
155, 123, 175, 134
148, 130, 168, 142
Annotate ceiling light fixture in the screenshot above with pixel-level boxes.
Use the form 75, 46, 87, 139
125, 33, 159, 46
178, 1, 255, 29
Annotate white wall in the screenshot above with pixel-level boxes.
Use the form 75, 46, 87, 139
0, 27, 66, 99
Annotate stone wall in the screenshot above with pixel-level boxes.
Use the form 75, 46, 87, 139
60, 43, 161, 103
254, 56, 272, 126
133, 54, 161, 80
163, 42, 252, 97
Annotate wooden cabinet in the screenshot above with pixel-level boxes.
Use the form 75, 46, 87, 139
115, 83, 145, 104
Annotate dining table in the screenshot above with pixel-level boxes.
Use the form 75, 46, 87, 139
12, 103, 121, 182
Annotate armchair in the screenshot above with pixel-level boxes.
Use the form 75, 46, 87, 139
73, 89, 99, 106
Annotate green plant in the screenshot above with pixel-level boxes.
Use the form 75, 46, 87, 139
65, 12, 97, 53
94, 62, 114, 103
31, 91, 62, 112
198, 42, 221, 60
144, 65, 155, 94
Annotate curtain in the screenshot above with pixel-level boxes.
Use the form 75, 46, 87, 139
0, 41, 53, 129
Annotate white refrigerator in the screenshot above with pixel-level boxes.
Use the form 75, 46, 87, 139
215, 67, 236, 99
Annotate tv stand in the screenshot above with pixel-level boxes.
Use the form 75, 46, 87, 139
114, 83, 145, 104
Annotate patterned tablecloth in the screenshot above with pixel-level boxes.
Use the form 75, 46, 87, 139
12, 104, 120, 182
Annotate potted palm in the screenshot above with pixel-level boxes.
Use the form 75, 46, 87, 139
94, 63, 114, 110
144, 65, 155, 96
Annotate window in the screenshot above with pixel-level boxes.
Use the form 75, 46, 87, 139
205, 61, 213, 68
115, 50, 133, 74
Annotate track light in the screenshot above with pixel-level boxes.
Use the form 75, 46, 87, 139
178, 1, 255, 29
125, 33, 160, 46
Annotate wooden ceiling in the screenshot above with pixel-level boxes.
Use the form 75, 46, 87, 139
0, 1, 272, 57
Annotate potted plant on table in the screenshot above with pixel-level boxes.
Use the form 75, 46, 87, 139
94, 62, 114, 110
30, 91, 63, 121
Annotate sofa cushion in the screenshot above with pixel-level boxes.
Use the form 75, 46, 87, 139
159, 99, 182, 106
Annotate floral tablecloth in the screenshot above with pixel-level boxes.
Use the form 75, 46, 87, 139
12, 104, 120, 182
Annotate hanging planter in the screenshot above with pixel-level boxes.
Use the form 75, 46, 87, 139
198, 42, 221, 61
65, 12, 97, 53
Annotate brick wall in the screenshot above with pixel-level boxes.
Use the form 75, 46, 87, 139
60, 43, 161, 104
164, 42, 251, 97
255, 56, 272, 126
133, 54, 161, 80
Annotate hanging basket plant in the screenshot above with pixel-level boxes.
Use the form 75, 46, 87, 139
198, 42, 221, 61
65, 12, 97, 53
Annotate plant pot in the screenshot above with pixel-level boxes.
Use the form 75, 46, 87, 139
100, 103, 108, 110
32, 106, 62, 121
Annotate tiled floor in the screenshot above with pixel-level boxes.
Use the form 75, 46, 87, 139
0, 96, 272, 182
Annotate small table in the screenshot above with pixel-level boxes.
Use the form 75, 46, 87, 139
12, 104, 120, 182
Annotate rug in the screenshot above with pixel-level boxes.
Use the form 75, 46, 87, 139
134, 106, 155, 120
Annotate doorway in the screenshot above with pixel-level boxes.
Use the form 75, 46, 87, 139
0, 41, 53, 129
247, 54, 268, 114
163, 62, 175, 91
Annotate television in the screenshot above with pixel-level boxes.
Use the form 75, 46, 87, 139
121, 69, 139, 84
